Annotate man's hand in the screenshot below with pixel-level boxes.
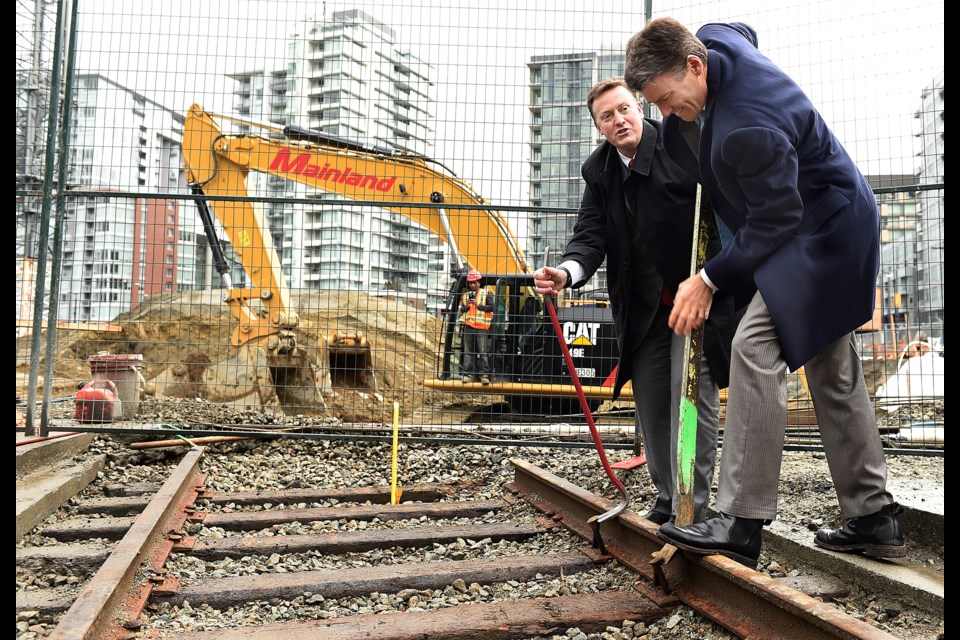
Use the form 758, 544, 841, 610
534, 266, 567, 296
668, 273, 714, 336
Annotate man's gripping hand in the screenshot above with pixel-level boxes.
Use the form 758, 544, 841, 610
534, 266, 567, 296
668, 272, 714, 336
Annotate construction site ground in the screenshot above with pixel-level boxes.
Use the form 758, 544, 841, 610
16, 289, 476, 424
16, 287, 915, 434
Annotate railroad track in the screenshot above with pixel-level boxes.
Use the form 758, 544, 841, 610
17, 437, 943, 639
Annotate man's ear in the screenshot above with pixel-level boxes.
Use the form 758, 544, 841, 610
688, 55, 704, 77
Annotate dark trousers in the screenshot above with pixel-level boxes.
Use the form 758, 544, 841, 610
631, 302, 719, 521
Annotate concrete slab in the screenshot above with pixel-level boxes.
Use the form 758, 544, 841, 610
16, 454, 105, 541
766, 517, 943, 616
16, 432, 95, 479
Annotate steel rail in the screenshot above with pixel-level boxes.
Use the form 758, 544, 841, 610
47, 447, 205, 640
508, 458, 897, 640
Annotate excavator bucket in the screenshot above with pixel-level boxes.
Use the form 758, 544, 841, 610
149, 343, 328, 414
326, 331, 377, 390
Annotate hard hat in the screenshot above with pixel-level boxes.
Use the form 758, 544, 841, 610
466, 269, 482, 282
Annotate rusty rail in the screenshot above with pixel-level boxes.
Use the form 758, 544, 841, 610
47, 448, 205, 640
508, 458, 897, 640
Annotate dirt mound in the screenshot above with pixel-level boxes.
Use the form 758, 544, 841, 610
16, 289, 460, 420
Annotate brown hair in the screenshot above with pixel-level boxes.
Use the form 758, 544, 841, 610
625, 18, 707, 92
586, 77, 638, 123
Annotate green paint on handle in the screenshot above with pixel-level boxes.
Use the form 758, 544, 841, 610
677, 396, 698, 491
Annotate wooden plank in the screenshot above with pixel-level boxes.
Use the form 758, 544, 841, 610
200, 500, 506, 531
16, 543, 112, 571
104, 482, 162, 497
186, 522, 543, 560
206, 483, 455, 506
16, 587, 76, 617
173, 591, 667, 640
74, 495, 149, 516
155, 552, 597, 608
40, 515, 134, 542
48, 501, 506, 539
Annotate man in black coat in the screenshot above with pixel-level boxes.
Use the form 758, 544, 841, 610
534, 77, 739, 524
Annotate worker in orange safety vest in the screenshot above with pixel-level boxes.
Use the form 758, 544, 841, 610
459, 269, 495, 384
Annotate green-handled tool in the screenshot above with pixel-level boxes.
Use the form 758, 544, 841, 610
673, 183, 711, 528
652, 183, 711, 588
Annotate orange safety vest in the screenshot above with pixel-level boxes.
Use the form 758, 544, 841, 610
462, 288, 493, 330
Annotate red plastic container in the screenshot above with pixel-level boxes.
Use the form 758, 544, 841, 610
75, 379, 121, 423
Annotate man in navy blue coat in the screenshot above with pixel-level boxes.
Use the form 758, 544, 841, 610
624, 18, 905, 568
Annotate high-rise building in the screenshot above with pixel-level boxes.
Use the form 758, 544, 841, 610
526, 51, 623, 294
57, 74, 193, 322
229, 9, 436, 309
914, 71, 944, 336
871, 72, 945, 347
868, 174, 921, 347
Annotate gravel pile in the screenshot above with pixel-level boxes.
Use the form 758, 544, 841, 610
17, 420, 943, 639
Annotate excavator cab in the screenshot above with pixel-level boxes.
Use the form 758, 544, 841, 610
433, 271, 619, 415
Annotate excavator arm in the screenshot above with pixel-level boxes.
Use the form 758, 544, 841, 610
183, 104, 530, 279
169, 104, 532, 414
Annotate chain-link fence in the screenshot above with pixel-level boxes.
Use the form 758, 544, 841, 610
16, 0, 943, 454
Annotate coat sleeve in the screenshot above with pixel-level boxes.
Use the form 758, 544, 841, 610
560, 178, 609, 284
704, 126, 804, 293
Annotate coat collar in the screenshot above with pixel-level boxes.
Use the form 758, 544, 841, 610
601, 119, 659, 178
704, 50, 723, 123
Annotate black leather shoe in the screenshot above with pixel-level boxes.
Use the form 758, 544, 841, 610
814, 502, 907, 558
642, 509, 672, 526
657, 513, 766, 569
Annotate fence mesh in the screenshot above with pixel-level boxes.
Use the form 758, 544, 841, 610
16, 0, 944, 453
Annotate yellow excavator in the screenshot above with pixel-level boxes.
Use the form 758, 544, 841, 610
163, 105, 622, 415
160, 105, 535, 413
